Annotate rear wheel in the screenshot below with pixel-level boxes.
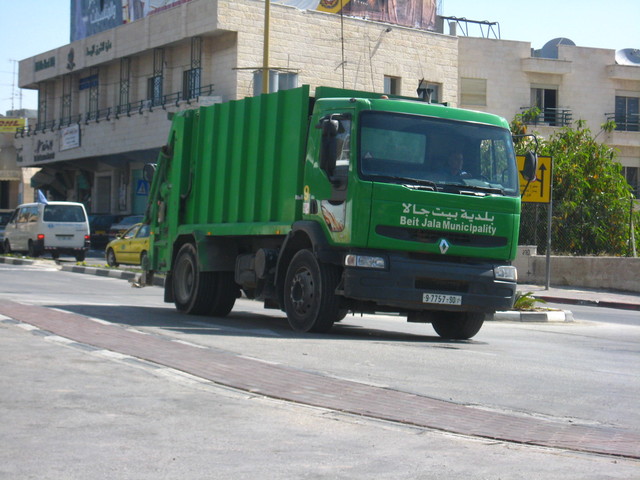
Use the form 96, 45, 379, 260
75, 251, 86, 262
51, 251, 60, 260
431, 312, 485, 340
283, 249, 341, 333
172, 243, 215, 315
209, 271, 239, 317
3, 240, 11, 254
28, 240, 40, 258
106, 248, 118, 267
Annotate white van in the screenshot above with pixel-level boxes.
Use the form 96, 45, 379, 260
3, 201, 90, 261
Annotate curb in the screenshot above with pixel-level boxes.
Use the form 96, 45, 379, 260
491, 310, 574, 323
60, 265, 166, 287
535, 295, 640, 312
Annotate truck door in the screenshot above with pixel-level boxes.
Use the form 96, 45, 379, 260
310, 112, 352, 243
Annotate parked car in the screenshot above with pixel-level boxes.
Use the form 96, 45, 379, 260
3, 202, 90, 260
0, 209, 13, 253
105, 223, 150, 267
107, 215, 144, 240
89, 214, 123, 249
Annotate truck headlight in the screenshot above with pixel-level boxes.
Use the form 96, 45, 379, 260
494, 265, 517, 282
345, 254, 386, 269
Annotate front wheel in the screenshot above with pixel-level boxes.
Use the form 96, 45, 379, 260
283, 249, 342, 333
431, 312, 485, 340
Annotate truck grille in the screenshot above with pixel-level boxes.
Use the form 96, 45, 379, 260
376, 225, 507, 248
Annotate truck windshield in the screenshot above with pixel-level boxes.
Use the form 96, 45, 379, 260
358, 111, 520, 196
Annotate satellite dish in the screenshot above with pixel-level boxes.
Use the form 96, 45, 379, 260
615, 48, 640, 66
539, 37, 576, 59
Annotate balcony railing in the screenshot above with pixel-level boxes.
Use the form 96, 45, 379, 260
519, 106, 573, 127
15, 84, 215, 138
605, 112, 640, 132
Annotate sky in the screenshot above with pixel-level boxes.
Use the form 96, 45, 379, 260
1, 0, 639, 115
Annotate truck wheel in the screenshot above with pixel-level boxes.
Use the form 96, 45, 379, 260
284, 249, 341, 333
432, 312, 485, 340
173, 243, 215, 315
209, 272, 239, 317
3, 240, 11, 254
75, 251, 86, 262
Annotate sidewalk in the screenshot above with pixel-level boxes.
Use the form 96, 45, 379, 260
518, 283, 640, 311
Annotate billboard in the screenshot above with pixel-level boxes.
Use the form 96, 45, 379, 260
71, 0, 195, 42
278, 0, 437, 31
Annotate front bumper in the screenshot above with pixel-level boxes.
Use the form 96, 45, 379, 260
342, 252, 516, 313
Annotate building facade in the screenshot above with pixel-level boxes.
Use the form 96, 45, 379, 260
14, 0, 457, 215
12, 0, 639, 217
458, 36, 640, 195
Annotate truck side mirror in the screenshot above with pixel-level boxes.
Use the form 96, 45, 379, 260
143, 163, 157, 183
521, 151, 538, 182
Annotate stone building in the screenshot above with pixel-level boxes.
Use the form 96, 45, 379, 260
14, 0, 456, 215
12, 0, 639, 217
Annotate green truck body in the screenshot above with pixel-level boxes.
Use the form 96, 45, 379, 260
144, 85, 523, 339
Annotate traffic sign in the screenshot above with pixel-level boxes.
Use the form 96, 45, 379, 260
517, 155, 552, 204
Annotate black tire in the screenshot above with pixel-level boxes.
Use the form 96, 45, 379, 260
3, 240, 11, 254
28, 240, 40, 258
75, 251, 86, 262
283, 249, 341, 333
106, 248, 119, 267
140, 251, 148, 268
172, 243, 215, 315
209, 271, 239, 317
431, 312, 485, 340
51, 251, 60, 260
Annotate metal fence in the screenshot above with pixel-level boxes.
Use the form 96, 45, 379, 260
519, 201, 638, 257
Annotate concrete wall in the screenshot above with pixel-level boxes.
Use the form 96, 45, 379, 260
514, 246, 640, 293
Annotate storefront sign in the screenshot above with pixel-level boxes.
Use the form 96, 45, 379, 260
0, 118, 26, 133
35, 56, 56, 72
60, 124, 81, 151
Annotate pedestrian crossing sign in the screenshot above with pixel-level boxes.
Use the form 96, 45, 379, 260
136, 179, 149, 196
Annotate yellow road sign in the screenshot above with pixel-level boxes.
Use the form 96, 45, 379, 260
517, 155, 552, 203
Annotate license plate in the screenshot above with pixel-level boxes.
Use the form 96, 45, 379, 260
422, 293, 462, 305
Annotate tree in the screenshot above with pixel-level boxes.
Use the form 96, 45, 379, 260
513, 116, 638, 256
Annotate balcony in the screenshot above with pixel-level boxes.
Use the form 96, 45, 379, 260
15, 84, 215, 137
605, 112, 640, 132
520, 106, 573, 127
521, 57, 572, 75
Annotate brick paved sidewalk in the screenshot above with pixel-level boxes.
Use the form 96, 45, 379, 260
2, 300, 639, 460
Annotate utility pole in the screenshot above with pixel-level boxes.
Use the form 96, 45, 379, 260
262, 0, 270, 94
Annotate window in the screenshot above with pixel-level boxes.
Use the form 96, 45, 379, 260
183, 68, 201, 100
253, 70, 298, 96
147, 76, 163, 106
615, 96, 639, 132
358, 111, 519, 196
384, 76, 401, 95
623, 166, 639, 198
531, 87, 559, 125
460, 78, 486, 106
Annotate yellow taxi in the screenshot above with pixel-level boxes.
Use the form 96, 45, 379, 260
105, 223, 150, 267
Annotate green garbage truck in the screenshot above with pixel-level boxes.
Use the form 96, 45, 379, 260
142, 85, 535, 339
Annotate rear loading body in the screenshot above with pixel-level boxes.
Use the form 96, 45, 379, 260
145, 86, 521, 339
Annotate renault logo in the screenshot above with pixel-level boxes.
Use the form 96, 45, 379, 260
439, 238, 450, 254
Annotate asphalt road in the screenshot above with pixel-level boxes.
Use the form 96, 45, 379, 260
1, 259, 639, 478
